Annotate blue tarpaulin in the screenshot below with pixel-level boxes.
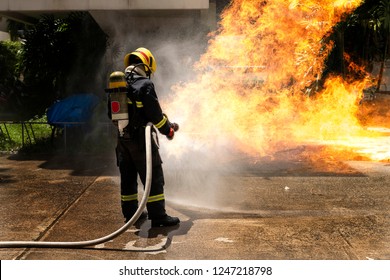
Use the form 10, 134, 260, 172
47, 94, 100, 128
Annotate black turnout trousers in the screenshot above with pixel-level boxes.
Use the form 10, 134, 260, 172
116, 127, 167, 220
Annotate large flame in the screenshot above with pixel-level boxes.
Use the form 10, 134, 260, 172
165, 0, 390, 162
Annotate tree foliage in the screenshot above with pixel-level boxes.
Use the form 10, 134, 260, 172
344, 0, 390, 64
2, 12, 108, 119
22, 13, 108, 117
319, 0, 390, 83
21, 15, 73, 115
0, 40, 22, 80
0, 40, 24, 117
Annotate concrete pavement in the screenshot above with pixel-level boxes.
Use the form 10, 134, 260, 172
0, 149, 389, 260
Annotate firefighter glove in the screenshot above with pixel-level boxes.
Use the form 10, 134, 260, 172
167, 127, 175, 140
171, 122, 179, 132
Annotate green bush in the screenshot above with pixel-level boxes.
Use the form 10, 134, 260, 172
0, 40, 24, 115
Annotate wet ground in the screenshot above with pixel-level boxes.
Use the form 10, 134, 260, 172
0, 146, 389, 260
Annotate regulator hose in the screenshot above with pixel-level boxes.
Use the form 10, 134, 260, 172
0, 123, 154, 249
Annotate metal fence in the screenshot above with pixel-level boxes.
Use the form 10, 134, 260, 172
0, 121, 115, 152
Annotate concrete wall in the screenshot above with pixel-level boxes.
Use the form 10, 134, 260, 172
0, 16, 10, 39
0, 31, 9, 40
0, 0, 208, 11
0, 0, 214, 37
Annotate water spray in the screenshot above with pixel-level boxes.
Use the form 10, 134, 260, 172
0, 123, 153, 249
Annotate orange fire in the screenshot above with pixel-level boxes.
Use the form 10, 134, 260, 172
165, 0, 389, 162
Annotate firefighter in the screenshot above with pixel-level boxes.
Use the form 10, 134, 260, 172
107, 47, 180, 227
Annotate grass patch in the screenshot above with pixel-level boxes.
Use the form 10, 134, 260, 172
1, 114, 117, 155
0, 115, 53, 153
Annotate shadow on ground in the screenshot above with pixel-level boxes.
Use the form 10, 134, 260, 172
6, 152, 118, 177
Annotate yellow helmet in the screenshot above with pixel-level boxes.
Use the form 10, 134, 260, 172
108, 71, 126, 90
124, 47, 157, 75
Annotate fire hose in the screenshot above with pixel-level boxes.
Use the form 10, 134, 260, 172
0, 122, 154, 249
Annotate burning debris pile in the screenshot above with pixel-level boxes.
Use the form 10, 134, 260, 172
165, 0, 389, 162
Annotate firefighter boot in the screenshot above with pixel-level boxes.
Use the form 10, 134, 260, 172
151, 215, 180, 227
